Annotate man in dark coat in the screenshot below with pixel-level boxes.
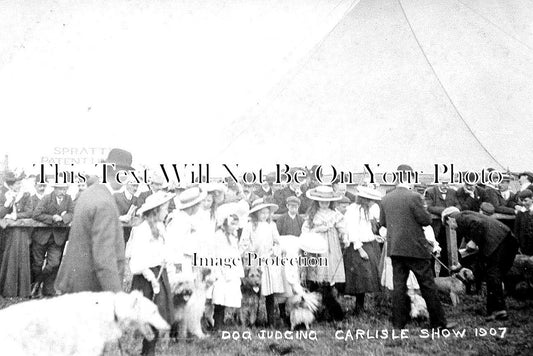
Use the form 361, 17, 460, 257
498, 175, 516, 207
456, 182, 485, 212
380, 165, 451, 329
55, 148, 133, 293
443, 209, 519, 321
30, 174, 48, 211
513, 190, 533, 255
482, 183, 515, 215
114, 178, 140, 217
254, 172, 275, 199
424, 183, 460, 276
32, 182, 74, 296
518, 172, 533, 193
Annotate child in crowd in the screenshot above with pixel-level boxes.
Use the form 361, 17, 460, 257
344, 186, 383, 314
126, 191, 175, 356
302, 186, 347, 320
240, 199, 284, 327
211, 206, 244, 330
276, 196, 304, 237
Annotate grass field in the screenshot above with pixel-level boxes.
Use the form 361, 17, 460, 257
2, 289, 531, 356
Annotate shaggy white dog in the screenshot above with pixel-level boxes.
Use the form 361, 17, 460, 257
285, 292, 321, 330
0, 291, 169, 356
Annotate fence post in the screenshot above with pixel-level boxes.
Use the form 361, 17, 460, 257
446, 217, 459, 268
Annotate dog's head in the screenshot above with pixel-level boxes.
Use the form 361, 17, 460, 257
114, 291, 170, 341
172, 277, 195, 306
242, 267, 262, 293
286, 294, 304, 312
457, 268, 475, 283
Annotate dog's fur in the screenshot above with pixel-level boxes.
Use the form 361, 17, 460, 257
434, 268, 474, 306
0, 291, 169, 356
172, 269, 214, 339
239, 267, 262, 326
285, 292, 321, 330
408, 289, 429, 320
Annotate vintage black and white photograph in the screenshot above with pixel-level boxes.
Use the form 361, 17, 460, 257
0, 0, 532, 355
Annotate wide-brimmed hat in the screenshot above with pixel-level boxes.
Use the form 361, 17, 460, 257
356, 186, 383, 201
299, 231, 328, 254
306, 185, 342, 202
177, 187, 207, 210
104, 148, 134, 171
249, 198, 278, 215
3, 171, 24, 184
137, 191, 176, 216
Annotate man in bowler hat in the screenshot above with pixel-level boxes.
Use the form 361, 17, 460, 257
55, 148, 133, 293
380, 165, 454, 329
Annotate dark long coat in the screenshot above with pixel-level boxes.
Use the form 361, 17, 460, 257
55, 184, 125, 293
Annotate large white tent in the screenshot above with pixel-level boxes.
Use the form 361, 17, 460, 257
0, 0, 532, 175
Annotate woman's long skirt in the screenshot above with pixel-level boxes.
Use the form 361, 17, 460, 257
344, 240, 381, 295
131, 266, 174, 324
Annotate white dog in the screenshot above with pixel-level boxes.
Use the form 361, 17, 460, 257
408, 289, 429, 320
0, 291, 169, 356
285, 292, 321, 330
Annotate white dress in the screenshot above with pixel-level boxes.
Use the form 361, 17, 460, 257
239, 221, 285, 296
302, 208, 346, 284
211, 230, 244, 308
193, 208, 217, 259
165, 210, 196, 280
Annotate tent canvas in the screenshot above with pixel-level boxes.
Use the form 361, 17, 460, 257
0, 0, 531, 173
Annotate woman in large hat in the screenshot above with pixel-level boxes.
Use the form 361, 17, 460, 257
343, 186, 383, 314
239, 198, 284, 327
126, 191, 176, 356
165, 186, 207, 279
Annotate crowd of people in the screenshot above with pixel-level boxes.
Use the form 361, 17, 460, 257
1, 149, 532, 355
